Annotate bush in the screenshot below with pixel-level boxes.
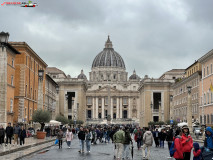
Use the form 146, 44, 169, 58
55, 115, 69, 125
32, 109, 51, 131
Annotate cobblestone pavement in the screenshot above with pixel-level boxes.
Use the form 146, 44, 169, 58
22, 136, 177, 160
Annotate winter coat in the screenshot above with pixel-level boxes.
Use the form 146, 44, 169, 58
0, 128, 5, 137
193, 142, 201, 160
85, 132, 92, 141
134, 130, 142, 142
13, 126, 20, 134
6, 126, 13, 136
159, 131, 166, 141
153, 131, 159, 138
124, 130, 132, 144
113, 129, 125, 144
143, 131, 154, 146
181, 133, 193, 152
78, 130, 85, 140
19, 129, 26, 138
204, 127, 213, 149
173, 136, 184, 159
66, 131, 73, 141
166, 129, 174, 142
57, 131, 63, 140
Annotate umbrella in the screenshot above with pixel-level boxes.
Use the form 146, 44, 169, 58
131, 141, 134, 160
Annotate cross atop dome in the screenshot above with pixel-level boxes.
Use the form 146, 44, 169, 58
105, 35, 113, 48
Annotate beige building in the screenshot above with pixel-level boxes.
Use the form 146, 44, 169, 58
198, 49, 213, 127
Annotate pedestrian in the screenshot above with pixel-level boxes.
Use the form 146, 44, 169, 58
78, 127, 85, 153
19, 126, 26, 146
193, 143, 201, 160
57, 129, 64, 149
122, 127, 132, 160
159, 129, 166, 148
142, 128, 154, 160
13, 123, 20, 146
134, 127, 142, 150
85, 128, 92, 153
172, 129, 184, 160
153, 128, 160, 147
203, 126, 213, 150
113, 126, 125, 160
66, 128, 73, 149
166, 127, 174, 151
181, 125, 193, 160
0, 125, 5, 146
5, 122, 13, 146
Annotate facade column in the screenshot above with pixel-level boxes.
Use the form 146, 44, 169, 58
96, 97, 98, 119
128, 97, 131, 118
116, 97, 119, 119
102, 97, 104, 119
111, 98, 113, 118
120, 98, 122, 118
0, 48, 7, 127
92, 97, 95, 119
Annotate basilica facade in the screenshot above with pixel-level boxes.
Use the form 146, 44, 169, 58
47, 37, 141, 125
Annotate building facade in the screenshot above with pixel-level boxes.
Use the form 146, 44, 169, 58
198, 49, 213, 127
0, 43, 20, 127
10, 42, 47, 124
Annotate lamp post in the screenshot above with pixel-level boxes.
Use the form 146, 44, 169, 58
54, 85, 59, 119
38, 70, 44, 110
159, 101, 162, 122
107, 80, 111, 124
170, 95, 173, 120
0, 32, 9, 128
150, 102, 153, 122
187, 86, 192, 132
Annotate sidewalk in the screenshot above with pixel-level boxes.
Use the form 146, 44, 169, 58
0, 136, 56, 159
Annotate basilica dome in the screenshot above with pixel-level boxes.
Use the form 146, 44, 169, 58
77, 70, 87, 80
92, 36, 125, 69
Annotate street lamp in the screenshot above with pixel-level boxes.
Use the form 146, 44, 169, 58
159, 101, 162, 121
187, 85, 192, 132
170, 95, 173, 120
0, 32, 9, 50
38, 70, 44, 81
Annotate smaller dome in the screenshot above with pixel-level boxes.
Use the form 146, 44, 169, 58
129, 70, 140, 80
77, 70, 87, 80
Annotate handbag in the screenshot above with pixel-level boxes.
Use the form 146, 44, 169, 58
55, 139, 59, 145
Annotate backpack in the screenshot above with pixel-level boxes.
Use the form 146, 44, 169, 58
169, 141, 176, 157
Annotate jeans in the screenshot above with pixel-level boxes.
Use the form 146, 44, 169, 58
67, 141, 71, 147
160, 140, 164, 148
122, 144, 130, 159
79, 140, 85, 151
58, 140, 62, 148
86, 140, 91, 151
6, 136, 12, 144
20, 137, 25, 145
137, 139, 141, 149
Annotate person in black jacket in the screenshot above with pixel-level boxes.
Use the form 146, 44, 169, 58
78, 127, 85, 153
5, 123, 13, 146
159, 129, 166, 148
122, 127, 132, 160
19, 126, 26, 145
0, 125, 5, 145
166, 128, 174, 150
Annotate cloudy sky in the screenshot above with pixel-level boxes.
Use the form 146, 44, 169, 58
1, 0, 213, 78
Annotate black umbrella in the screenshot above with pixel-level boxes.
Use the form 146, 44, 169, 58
131, 141, 134, 160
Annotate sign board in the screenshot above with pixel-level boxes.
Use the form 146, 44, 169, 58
170, 120, 173, 124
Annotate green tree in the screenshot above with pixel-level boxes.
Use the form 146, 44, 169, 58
32, 109, 51, 131
55, 115, 69, 125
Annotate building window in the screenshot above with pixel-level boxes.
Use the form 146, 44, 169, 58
114, 74, 116, 79
12, 58, 14, 67
123, 110, 128, 118
204, 67, 205, 77
98, 113, 101, 119
207, 93, 209, 104
204, 115, 206, 124
105, 97, 108, 105
200, 115, 202, 124
207, 66, 209, 75
123, 97, 128, 105
11, 76, 14, 86
10, 99, 13, 112
98, 98, 102, 105
87, 97, 92, 105
99, 86, 101, 89
30, 109, 32, 117
87, 110, 91, 119
25, 85, 27, 97
113, 98, 116, 105
25, 108, 27, 117
26, 56, 28, 66
207, 114, 210, 124
31, 88, 32, 99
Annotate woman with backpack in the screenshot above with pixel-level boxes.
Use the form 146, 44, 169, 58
66, 128, 73, 149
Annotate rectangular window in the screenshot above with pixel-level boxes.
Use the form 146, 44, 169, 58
98, 98, 102, 105
26, 56, 28, 66
10, 99, 13, 112
204, 67, 205, 77
105, 97, 108, 105
113, 98, 116, 105
87, 97, 92, 105
12, 58, 14, 67
123, 97, 128, 105
207, 114, 210, 124
11, 76, 13, 86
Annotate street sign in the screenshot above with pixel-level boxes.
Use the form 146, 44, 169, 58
170, 120, 173, 124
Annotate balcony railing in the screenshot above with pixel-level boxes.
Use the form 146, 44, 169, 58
152, 109, 159, 113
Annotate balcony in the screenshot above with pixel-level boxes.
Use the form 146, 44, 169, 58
7, 111, 14, 115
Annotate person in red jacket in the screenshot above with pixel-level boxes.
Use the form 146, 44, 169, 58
173, 129, 184, 160
181, 125, 193, 160
193, 143, 201, 160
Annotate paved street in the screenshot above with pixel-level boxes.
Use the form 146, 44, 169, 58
22, 136, 173, 160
